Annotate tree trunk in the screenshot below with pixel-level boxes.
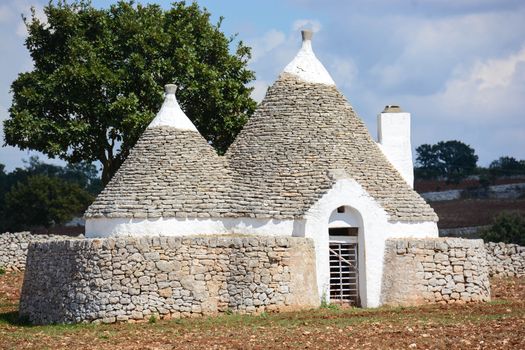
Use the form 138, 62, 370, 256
101, 160, 113, 187
100, 152, 127, 186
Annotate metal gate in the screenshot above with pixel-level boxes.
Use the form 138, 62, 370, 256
329, 241, 359, 305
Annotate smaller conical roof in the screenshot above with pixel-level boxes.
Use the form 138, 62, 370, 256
85, 85, 232, 220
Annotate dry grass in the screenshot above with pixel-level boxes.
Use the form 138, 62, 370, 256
1, 272, 524, 349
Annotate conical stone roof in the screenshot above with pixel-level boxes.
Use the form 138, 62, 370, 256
225, 31, 437, 222
226, 73, 437, 222
86, 33, 437, 223
84, 85, 232, 219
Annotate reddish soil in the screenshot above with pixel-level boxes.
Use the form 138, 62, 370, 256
414, 177, 525, 193
1, 272, 524, 350
430, 199, 525, 229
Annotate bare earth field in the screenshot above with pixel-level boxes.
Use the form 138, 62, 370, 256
0, 272, 524, 350
430, 199, 525, 229
414, 177, 525, 193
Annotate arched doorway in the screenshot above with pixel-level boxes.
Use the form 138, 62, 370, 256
328, 205, 362, 306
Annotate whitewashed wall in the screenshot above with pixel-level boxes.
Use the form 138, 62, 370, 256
377, 111, 414, 188
86, 217, 300, 238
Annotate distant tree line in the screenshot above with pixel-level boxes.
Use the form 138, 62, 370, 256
487, 156, 525, 177
0, 157, 101, 232
414, 140, 525, 183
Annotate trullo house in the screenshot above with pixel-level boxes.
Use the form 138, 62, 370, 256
84, 30, 439, 308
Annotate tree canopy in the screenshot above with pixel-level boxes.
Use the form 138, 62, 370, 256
5, 0, 256, 185
0, 157, 99, 232
415, 140, 478, 183
3, 175, 93, 232
489, 156, 525, 177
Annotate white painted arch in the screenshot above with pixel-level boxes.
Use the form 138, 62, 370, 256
303, 176, 438, 307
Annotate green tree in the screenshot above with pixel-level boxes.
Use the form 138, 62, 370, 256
414, 144, 440, 179
3, 175, 94, 231
0, 156, 101, 195
22, 156, 102, 194
415, 140, 478, 183
5, 0, 256, 185
489, 156, 525, 177
0, 157, 101, 232
480, 212, 525, 245
435, 140, 478, 183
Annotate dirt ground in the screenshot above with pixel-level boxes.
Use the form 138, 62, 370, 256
414, 177, 525, 193
430, 198, 525, 228
1, 272, 524, 350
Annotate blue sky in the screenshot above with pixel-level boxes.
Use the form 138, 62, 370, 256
1, 0, 524, 171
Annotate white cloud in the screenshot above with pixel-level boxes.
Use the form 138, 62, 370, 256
292, 19, 321, 33
0, 4, 14, 23
0, 0, 49, 38
327, 55, 358, 90
368, 43, 525, 164
248, 29, 286, 62
366, 9, 525, 95
413, 45, 525, 124
249, 80, 270, 103
461, 47, 525, 90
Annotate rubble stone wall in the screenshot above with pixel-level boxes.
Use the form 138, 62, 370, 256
19, 236, 319, 325
0, 232, 81, 271
485, 242, 525, 277
381, 238, 491, 306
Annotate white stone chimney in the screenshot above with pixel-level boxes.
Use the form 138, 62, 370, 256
377, 105, 414, 188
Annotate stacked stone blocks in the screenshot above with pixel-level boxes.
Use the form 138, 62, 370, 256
0, 232, 81, 271
485, 242, 525, 277
19, 236, 318, 325
382, 238, 491, 305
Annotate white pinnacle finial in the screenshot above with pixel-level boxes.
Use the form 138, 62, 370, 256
148, 84, 198, 131
282, 30, 335, 85
165, 84, 177, 94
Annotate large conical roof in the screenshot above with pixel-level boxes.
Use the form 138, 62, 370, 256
86, 33, 437, 223
85, 85, 232, 219
225, 31, 437, 222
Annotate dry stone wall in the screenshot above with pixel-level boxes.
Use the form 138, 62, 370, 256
485, 242, 525, 277
0, 232, 82, 271
381, 238, 491, 305
420, 183, 525, 202
19, 236, 319, 325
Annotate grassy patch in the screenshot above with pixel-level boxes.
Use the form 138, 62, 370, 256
487, 299, 510, 305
